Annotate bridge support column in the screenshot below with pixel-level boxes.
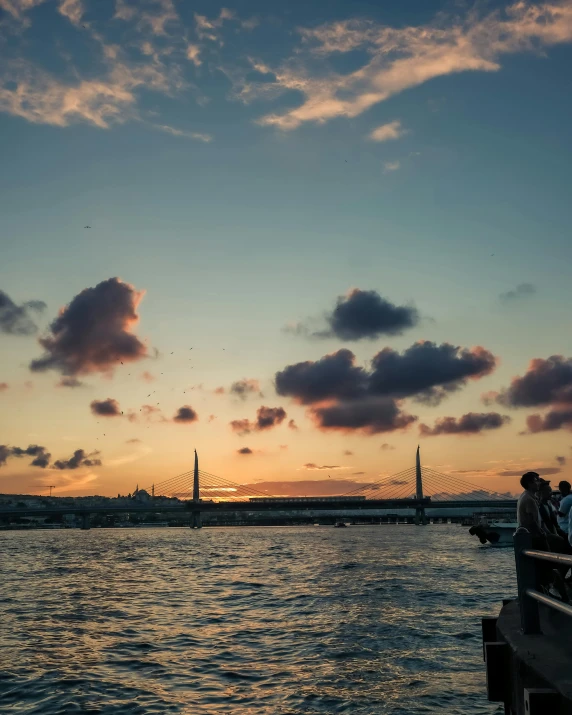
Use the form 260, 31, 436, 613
415, 446, 428, 525
190, 449, 202, 529
80, 513, 90, 530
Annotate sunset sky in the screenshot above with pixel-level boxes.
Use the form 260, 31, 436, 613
1, 0, 572, 498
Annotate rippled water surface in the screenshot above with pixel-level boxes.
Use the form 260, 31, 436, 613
0, 526, 515, 714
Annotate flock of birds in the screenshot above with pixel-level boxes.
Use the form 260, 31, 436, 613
92, 345, 229, 443
80, 223, 233, 445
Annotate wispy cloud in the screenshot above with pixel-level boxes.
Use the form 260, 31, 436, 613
249, 2, 572, 130
195, 7, 235, 43
186, 44, 202, 67
383, 161, 401, 173
58, 0, 83, 26
114, 0, 178, 36
30, 470, 99, 493
0, 58, 184, 129
0, 1, 190, 133
300, 463, 349, 470
151, 123, 213, 142
369, 120, 406, 142
499, 282, 536, 303
106, 445, 152, 466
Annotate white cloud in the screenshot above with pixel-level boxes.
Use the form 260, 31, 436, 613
58, 0, 83, 26
252, 2, 572, 130
186, 44, 202, 67
241, 17, 259, 31
0, 41, 186, 128
151, 123, 213, 141
0, 0, 46, 21
369, 120, 406, 142
194, 8, 235, 43
383, 160, 401, 172
114, 0, 178, 35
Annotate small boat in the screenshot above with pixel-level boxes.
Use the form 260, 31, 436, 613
334, 521, 348, 528
469, 521, 518, 546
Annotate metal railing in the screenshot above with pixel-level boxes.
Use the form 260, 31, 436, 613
514, 527, 572, 633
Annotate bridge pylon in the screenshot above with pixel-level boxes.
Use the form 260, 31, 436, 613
191, 449, 202, 529
415, 445, 427, 526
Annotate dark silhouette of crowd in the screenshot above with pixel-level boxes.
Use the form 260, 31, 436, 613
517, 472, 572, 601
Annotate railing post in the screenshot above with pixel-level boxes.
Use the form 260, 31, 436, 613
513, 529, 540, 634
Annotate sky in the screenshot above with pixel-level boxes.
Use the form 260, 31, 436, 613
1, 0, 572, 498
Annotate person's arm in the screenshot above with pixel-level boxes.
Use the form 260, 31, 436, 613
521, 499, 544, 535
559, 495, 572, 518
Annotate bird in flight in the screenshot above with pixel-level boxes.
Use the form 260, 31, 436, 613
84, 226, 91, 229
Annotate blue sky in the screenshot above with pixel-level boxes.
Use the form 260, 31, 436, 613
1, 0, 572, 497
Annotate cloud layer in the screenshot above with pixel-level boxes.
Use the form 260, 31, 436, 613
490, 355, 572, 433
250, 2, 572, 130
0, 444, 51, 468
275, 341, 496, 435
0, 443, 100, 470
419, 412, 511, 436
53, 449, 102, 470
3, 0, 572, 146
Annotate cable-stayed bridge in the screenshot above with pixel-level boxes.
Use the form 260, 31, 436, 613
0, 447, 517, 529
148, 451, 513, 505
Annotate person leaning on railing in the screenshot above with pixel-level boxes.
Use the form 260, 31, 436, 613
538, 479, 572, 555
517, 472, 568, 596
556, 480, 572, 546
517, 472, 545, 538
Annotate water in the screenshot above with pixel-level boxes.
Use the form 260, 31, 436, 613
0, 525, 514, 714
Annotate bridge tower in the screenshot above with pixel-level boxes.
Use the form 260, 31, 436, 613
415, 445, 427, 526
191, 449, 202, 529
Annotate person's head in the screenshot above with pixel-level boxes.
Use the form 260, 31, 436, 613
539, 480, 552, 500
559, 480, 571, 496
521, 471, 541, 492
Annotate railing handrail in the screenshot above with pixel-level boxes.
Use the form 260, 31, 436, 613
525, 588, 572, 618
522, 549, 572, 566
513, 528, 572, 634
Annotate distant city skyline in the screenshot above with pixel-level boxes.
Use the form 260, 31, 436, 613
1, 0, 572, 497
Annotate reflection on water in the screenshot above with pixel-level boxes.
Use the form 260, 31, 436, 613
0, 526, 512, 714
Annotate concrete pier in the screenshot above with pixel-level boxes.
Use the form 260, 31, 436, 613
483, 599, 572, 713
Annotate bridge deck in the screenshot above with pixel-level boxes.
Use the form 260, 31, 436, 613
0, 498, 517, 518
